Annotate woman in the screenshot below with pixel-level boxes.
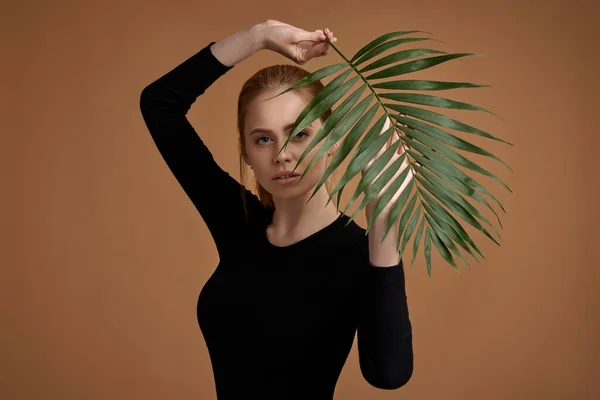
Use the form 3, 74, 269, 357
140, 19, 413, 400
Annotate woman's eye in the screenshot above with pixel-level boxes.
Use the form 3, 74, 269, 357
256, 136, 270, 144
256, 131, 309, 144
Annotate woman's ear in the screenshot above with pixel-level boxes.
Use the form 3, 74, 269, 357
242, 154, 252, 169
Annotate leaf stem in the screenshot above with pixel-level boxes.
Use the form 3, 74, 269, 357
327, 38, 422, 198
327, 38, 431, 251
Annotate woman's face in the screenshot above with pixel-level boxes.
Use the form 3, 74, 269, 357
243, 90, 335, 202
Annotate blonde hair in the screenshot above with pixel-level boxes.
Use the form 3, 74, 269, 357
237, 64, 338, 219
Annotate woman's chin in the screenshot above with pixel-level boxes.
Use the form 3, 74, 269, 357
266, 180, 312, 199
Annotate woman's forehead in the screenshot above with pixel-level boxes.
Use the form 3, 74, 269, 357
246, 93, 312, 128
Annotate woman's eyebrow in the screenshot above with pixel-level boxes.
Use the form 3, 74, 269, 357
249, 122, 312, 136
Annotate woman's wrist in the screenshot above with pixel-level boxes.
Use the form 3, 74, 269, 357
249, 21, 269, 52
209, 21, 267, 67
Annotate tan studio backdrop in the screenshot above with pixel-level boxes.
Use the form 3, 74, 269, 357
1, 0, 599, 399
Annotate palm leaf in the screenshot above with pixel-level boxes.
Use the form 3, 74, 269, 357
398, 204, 422, 260
410, 215, 426, 270
424, 227, 433, 277
271, 30, 513, 276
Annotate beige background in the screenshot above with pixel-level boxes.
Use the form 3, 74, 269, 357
2, 0, 599, 399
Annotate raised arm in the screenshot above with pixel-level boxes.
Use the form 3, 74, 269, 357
138, 23, 266, 255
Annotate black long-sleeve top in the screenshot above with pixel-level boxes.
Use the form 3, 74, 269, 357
139, 41, 413, 400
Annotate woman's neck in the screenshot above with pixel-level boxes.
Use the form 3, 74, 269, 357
267, 186, 341, 245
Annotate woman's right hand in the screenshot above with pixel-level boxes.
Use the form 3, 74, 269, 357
259, 19, 337, 65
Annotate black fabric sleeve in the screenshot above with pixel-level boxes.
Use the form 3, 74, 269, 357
139, 42, 263, 257
357, 251, 414, 390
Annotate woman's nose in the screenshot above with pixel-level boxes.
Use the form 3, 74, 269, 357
272, 142, 294, 163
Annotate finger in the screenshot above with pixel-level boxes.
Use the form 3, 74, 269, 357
390, 126, 400, 149
299, 30, 326, 42
311, 41, 331, 58
314, 29, 325, 39
381, 117, 392, 149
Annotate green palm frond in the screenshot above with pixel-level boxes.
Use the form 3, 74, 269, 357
269, 30, 513, 277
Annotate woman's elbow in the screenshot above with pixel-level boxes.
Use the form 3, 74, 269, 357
360, 355, 414, 390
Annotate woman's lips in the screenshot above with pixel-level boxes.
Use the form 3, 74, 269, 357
273, 175, 300, 184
